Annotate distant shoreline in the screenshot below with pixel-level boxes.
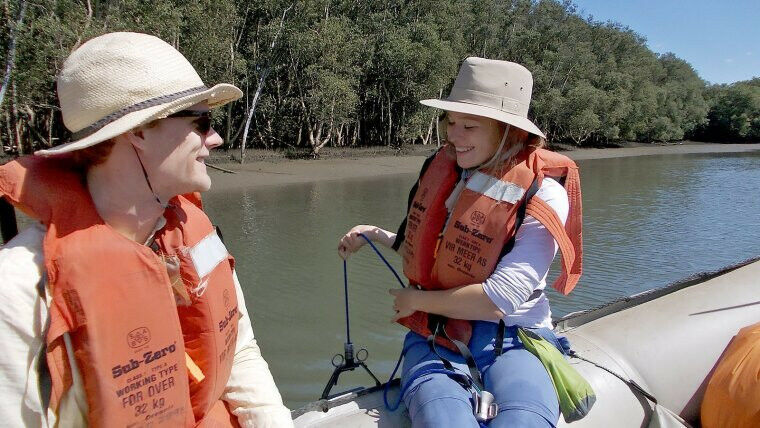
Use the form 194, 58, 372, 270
207, 142, 760, 192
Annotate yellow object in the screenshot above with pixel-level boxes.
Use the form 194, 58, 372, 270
186, 352, 206, 384
701, 321, 760, 428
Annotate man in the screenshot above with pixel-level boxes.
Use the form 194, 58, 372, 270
0, 32, 293, 427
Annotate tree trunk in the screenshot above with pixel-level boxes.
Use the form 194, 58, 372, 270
561, 63, 576, 92
238, 3, 293, 163
386, 91, 392, 146
422, 114, 434, 145
10, 80, 22, 154
314, 123, 332, 157
4, 111, 14, 154
335, 123, 344, 147
435, 88, 443, 147
240, 70, 268, 163
225, 103, 233, 148
47, 109, 54, 148
0, 0, 27, 110
73, 0, 93, 49
296, 121, 303, 148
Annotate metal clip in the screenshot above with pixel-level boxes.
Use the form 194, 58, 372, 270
472, 390, 499, 422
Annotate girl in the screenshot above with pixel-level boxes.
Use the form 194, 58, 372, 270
338, 57, 582, 427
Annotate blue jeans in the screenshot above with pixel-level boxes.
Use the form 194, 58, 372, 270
400, 321, 563, 428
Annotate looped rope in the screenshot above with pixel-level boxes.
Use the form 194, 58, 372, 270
357, 232, 406, 288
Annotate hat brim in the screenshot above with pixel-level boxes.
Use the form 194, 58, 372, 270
420, 99, 545, 139
36, 83, 243, 156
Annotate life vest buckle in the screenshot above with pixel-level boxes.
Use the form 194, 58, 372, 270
472, 389, 499, 422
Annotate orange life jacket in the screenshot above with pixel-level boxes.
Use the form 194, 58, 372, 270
0, 156, 240, 427
398, 145, 582, 351
701, 321, 760, 428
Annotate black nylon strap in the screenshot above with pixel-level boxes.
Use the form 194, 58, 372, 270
499, 177, 541, 260
215, 225, 225, 244
494, 289, 543, 357
427, 315, 483, 391
494, 320, 506, 356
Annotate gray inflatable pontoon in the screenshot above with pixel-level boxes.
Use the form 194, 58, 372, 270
292, 258, 760, 427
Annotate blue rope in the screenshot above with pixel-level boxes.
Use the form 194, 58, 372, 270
382, 340, 472, 411
383, 341, 417, 411
357, 232, 406, 288
342, 232, 404, 345
343, 259, 351, 344
348, 232, 485, 419
349, 232, 477, 411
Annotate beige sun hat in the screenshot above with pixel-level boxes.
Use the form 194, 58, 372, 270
35, 32, 243, 156
421, 57, 545, 138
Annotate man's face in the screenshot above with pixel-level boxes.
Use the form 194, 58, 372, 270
140, 102, 222, 198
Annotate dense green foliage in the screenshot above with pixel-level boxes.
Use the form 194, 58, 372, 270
696, 78, 760, 142
0, 0, 756, 157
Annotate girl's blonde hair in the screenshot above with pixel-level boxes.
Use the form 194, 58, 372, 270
463, 125, 542, 200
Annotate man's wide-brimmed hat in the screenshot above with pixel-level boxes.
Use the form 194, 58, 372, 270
421, 57, 545, 138
36, 32, 243, 156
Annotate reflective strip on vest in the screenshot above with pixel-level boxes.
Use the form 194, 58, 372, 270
466, 171, 525, 203
190, 231, 228, 279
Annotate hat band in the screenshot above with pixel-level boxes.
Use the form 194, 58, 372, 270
447, 87, 528, 117
71, 85, 208, 140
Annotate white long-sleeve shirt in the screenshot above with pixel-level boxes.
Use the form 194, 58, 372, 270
481, 177, 569, 328
0, 223, 293, 427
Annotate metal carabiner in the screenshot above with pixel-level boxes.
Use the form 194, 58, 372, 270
472, 390, 499, 422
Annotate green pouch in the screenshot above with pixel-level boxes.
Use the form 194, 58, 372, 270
517, 328, 596, 423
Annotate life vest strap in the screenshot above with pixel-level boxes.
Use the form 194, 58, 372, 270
45, 338, 72, 414
525, 197, 580, 295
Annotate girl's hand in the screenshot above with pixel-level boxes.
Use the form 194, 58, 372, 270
389, 288, 419, 322
337, 225, 378, 259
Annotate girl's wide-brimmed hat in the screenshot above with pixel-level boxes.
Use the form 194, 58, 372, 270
36, 32, 243, 156
420, 57, 545, 138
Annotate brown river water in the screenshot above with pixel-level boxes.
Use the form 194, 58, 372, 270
199, 151, 760, 408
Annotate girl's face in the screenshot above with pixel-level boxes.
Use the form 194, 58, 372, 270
445, 111, 505, 169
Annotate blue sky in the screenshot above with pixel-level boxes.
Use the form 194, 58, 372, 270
571, 0, 759, 85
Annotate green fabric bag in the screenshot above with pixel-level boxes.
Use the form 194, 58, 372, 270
517, 328, 596, 423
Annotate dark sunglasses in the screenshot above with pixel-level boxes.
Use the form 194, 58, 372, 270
166, 110, 212, 135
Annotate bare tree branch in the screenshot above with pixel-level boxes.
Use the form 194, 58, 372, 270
240, 2, 294, 163
0, 0, 27, 109
72, 0, 93, 49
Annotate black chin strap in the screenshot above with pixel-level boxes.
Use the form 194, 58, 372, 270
131, 144, 166, 207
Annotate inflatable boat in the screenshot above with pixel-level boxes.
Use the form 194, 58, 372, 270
292, 257, 760, 427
